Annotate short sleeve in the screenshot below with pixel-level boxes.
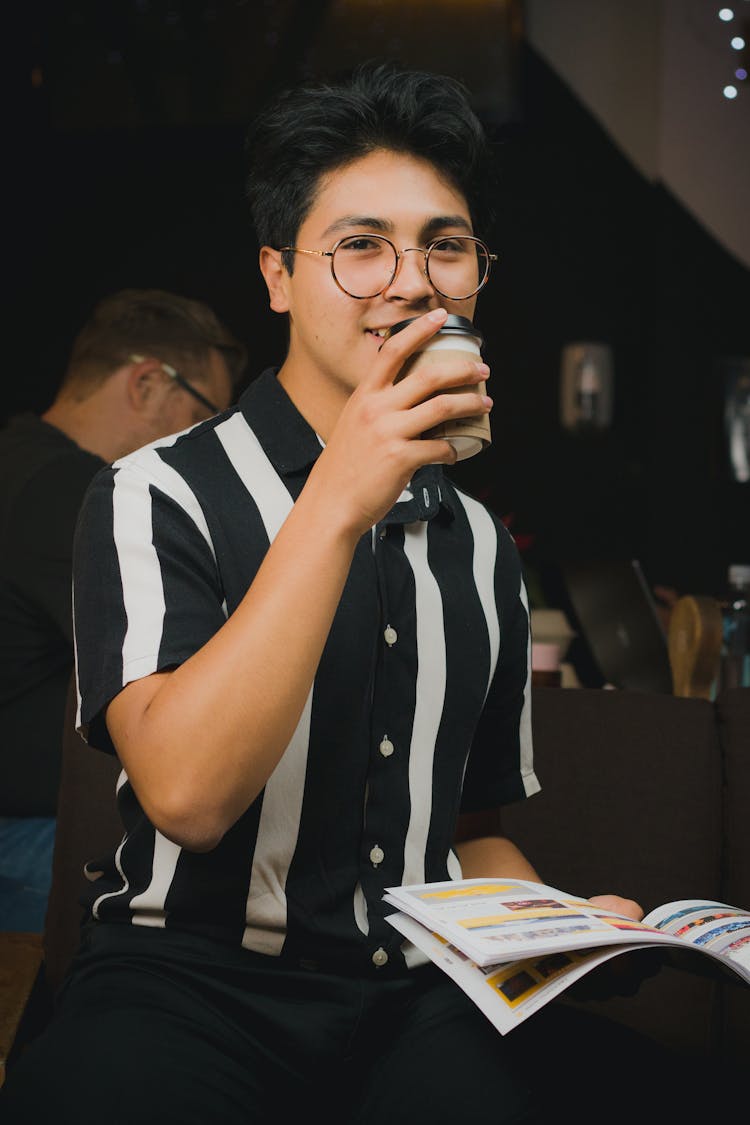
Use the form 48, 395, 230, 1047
72, 455, 226, 752
459, 522, 540, 811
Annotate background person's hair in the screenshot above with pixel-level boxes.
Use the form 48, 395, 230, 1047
244, 60, 498, 273
61, 288, 247, 397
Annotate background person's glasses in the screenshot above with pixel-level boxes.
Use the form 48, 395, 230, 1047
279, 235, 497, 300
130, 354, 220, 415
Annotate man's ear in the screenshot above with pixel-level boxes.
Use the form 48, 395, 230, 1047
259, 247, 290, 314
126, 356, 164, 413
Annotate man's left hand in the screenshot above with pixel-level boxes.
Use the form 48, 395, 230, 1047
587, 894, 643, 921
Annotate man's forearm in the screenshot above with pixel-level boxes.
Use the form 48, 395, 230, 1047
454, 835, 542, 882
455, 835, 643, 922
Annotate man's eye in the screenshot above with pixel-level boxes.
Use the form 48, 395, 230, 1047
340, 237, 385, 253
432, 239, 468, 255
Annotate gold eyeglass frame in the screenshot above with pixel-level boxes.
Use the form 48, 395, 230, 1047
278, 234, 498, 300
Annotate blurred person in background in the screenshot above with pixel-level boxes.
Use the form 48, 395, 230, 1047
0, 287, 245, 932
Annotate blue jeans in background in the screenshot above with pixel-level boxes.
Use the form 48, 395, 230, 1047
0, 816, 56, 932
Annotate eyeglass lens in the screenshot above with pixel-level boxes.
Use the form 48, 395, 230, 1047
331, 235, 490, 300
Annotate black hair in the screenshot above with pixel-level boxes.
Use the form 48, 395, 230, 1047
244, 61, 498, 268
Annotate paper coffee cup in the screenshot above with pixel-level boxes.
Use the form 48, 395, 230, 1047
386, 315, 491, 461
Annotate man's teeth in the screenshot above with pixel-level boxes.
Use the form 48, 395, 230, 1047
368, 329, 387, 337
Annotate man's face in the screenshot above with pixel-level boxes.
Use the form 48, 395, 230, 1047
265, 149, 480, 428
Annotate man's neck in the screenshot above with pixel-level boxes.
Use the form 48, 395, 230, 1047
41, 398, 122, 463
276, 358, 349, 445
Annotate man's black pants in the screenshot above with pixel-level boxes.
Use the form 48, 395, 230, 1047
0, 923, 708, 1125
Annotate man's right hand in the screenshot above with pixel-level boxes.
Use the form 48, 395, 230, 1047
313, 307, 492, 539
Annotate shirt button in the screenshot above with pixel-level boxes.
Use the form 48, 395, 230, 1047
379, 736, 394, 758
369, 845, 385, 866
372, 947, 389, 968
379, 528, 387, 540
384, 625, 398, 646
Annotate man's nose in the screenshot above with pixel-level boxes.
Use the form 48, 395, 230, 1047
383, 248, 434, 301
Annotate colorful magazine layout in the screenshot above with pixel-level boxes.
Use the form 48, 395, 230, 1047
387, 910, 646, 1034
383, 878, 750, 1033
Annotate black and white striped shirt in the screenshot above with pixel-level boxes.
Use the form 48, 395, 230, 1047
73, 369, 539, 974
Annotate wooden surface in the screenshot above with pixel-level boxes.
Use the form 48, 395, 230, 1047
0, 932, 43, 1087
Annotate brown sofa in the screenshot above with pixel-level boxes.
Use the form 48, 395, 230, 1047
9, 684, 750, 1076
502, 685, 750, 1064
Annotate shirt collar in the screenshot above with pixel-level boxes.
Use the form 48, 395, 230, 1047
382, 464, 455, 526
239, 368, 324, 474
239, 367, 455, 523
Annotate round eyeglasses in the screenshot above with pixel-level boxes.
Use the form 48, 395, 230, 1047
279, 234, 498, 301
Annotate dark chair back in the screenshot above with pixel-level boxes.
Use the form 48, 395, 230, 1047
43, 679, 121, 995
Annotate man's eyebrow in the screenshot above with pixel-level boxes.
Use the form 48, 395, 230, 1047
319, 214, 474, 240
421, 215, 474, 238
321, 216, 394, 238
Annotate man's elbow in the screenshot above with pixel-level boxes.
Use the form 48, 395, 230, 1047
153, 814, 225, 854
142, 787, 231, 854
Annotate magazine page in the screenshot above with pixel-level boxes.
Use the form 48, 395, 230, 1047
383, 878, 675, 967
642, 899, 750, 984
387, 911, 647, 1035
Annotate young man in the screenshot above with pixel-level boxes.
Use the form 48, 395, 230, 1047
1, 65, 643, 1123
0, 288, 243, 932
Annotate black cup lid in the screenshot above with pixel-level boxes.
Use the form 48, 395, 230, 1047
384, 314, 482, 344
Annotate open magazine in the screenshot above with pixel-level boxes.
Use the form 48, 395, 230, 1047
383, 878, 750, 1035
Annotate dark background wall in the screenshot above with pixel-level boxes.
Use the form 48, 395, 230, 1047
7, 0, 750, 603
